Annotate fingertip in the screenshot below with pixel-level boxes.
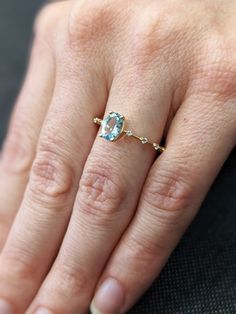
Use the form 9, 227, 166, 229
90, 300, 103, 314
90, 277, 125, 314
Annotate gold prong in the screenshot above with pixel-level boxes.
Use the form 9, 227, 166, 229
93, 117, 102, 125
158, 146, 165, 153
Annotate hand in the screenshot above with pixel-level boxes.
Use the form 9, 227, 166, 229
0, 0, 236, 313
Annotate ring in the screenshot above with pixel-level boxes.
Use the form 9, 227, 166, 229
93, 112, 165, 153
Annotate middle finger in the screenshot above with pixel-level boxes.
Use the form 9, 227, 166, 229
0, 26, 107, 314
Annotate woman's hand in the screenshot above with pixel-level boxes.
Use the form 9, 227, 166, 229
0, 0, 236, 313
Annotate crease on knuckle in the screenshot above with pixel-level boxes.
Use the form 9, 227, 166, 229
51, 262, 88, 297
2, 248, 37, 281
1, 118, 35, 175
193, 38, 236, 99
124, 234, 163, 275
78, 164, 126, 218
29, 145, 74, 204
143, 167, 192, 217
69, 1, 115, 49
130, 9, 182, 71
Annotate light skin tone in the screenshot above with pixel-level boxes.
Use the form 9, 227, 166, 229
0, 0, 236, 313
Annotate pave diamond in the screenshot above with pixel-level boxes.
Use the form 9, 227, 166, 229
100, 112, 125, 142
153, 143, 160, 150
126, 130, 133, 136
140, 137, 148, 144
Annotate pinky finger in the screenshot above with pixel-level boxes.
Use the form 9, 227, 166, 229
90, 93, 236, 314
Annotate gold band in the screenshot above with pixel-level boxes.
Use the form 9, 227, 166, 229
93, 116, 165, 153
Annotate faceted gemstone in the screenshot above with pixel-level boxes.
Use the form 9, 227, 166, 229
100, 112, 125, 142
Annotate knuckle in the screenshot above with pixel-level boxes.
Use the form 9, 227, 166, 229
34, 4, 58, 39
126, 233, 162, 266
195, 37, 236, 99
130, 16, 161, 68
29, 144, 74, 203
34, 2, 70, 47
130, 7, 182, 69
51, 262, 88, 298
1, 114, 35, 174
69, 0, 115, 48
78, 163, 126, 218
1, 248, 37, 282
143, 166, 193, 215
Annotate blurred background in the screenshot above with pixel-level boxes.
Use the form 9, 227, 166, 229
0, 0, 43, 142
0, 1, 236, 313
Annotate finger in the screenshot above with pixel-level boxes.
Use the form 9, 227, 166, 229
90, 92, 236, 314
0, 18, 55, 249
0, 2, 107, 313
28, 62, 172, 314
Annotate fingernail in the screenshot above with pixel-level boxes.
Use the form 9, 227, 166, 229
35, 308, 54, 314
90, 278, 125, 314
0, 299, 14, 314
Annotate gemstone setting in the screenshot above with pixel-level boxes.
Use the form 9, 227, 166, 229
100, 112, 125, 142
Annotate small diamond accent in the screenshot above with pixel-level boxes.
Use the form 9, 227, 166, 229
126, 130, 133, 136
153, 143, 160, 150
141, 137, 148, 144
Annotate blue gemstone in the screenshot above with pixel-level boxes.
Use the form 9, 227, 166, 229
100, 112, 125, 142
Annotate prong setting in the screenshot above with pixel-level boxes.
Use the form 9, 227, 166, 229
93, 112, 165, 153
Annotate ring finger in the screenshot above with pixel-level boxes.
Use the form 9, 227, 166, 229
28, 66, 172, 313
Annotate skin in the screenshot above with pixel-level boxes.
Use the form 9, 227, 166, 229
0, 0, 236, 313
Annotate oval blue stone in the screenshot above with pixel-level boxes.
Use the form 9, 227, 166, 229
100, 112, 125, 142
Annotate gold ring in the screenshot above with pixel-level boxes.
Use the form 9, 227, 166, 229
93, 112, 165, 153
